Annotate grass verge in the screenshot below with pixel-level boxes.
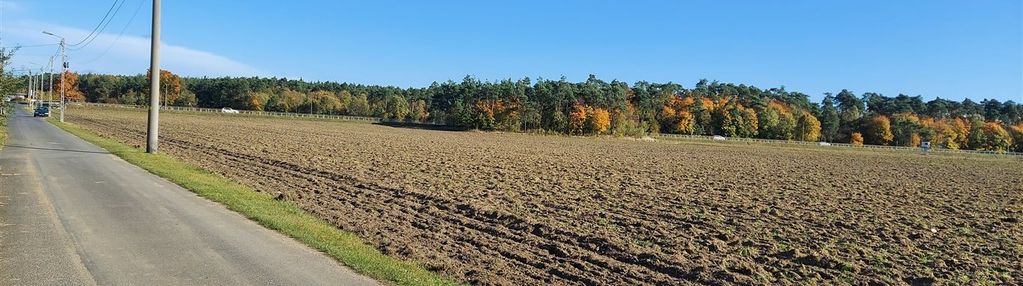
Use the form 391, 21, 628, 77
0, 103, 14, 150
48, 118, 457, 286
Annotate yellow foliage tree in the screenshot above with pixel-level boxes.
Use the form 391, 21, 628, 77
974, 122, 1012, 151
868, 115, 894, 145
589, 107, 611, 134
246, 91, 269, 111
910, 133, 921, 148
794, 111, 821, 142
951, 118, 970, 148
1009, 123, 1023, 152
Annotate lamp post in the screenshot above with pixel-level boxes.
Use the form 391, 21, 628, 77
43, 31, 66, 122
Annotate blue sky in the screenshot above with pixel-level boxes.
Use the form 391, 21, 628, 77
2, 0, 1020, 102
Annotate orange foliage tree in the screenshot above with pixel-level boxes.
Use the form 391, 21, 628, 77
568, 102, 588, 135
851, 132, 864, 145
53, 71, 85, 102
661, 96, 696, 134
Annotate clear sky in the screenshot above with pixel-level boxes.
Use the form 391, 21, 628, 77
2, 0, 1021, 102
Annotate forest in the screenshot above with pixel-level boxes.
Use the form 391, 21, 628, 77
30, 70, 1023, 152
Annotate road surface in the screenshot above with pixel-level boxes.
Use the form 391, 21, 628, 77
0, 107, 377, 285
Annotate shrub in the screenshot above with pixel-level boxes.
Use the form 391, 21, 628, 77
851, 132, 864, 146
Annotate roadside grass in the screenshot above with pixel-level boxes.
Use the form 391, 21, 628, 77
0, 104, 10, 150
48, 118, 458, 286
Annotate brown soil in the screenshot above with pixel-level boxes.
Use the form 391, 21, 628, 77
69, 106, 1023, 285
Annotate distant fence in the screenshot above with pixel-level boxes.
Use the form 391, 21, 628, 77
78, 102, 445, 125
76, 102, 1021, 158
655, 133, 1023, 157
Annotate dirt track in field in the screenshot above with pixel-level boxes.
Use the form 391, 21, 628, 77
69, 106, 1023, 285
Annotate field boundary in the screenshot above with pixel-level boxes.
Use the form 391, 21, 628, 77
46, 118, 458, 286
74, 102, 1022, 157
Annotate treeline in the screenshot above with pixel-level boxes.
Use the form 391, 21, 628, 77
70, 72, 1023, 152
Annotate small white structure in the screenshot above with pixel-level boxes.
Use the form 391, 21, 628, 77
818, 142, 832, 146
221, 107, 240, 114
712, 135, 727, 141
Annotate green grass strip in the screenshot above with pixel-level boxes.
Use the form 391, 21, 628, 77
48, 118, 458, 286
0, 104, 13, 150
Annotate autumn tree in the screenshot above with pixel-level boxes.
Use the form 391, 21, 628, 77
890, 113, 923, 147
382, 95, 410, 121
1008, 123, 1023, 152
336, 90, 353, 115
245, 90, 270, 111
950, 117, 971, 149
160, 70, 183, 105
760, 101, 796, 140
851, 132, 864, 145
568, 102, 588, 134
660, 96, 695, 134
715, 100, 758, 138
54, 71, 85, 102
409, 99, 429, 122
922, 118, 964, 150
794, 111, 822, 142
693, 97, 715, 135
587, 107, 611, 134
349, 93, 371, 116
866, 115, 894, 145
265, 89, 305, 112
971, 122, 1012, 151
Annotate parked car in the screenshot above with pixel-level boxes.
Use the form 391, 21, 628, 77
221, 107, 240, 114
34, 106, 50, 117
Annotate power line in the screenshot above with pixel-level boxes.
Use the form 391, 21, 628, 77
1, 43, 59, 49
72, 0, 130, 51
71, 0, 126, 48
80, 0, 145, 64
71, 0, 121, 46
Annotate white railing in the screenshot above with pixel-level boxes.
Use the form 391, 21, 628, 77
79, 102, 445, 125
655, 133, 1023, 157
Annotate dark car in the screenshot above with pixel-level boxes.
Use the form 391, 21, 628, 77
34, 106, 50, 117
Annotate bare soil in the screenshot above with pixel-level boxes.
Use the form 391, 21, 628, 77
69, 106, 1023, 285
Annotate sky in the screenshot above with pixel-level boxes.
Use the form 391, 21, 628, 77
1, 0, 1020, 102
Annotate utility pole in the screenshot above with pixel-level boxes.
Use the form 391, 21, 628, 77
146, 0, 161, 153
58, 39, 66, 122
27, 70, 32, 108
38, 67, 44, 106
48, 55, 54, 105
44, 31, 67, 122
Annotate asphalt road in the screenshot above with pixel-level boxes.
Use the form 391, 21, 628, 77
0, 107, 377, 286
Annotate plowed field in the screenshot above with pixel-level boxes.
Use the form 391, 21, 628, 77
66, 106, 1022, 285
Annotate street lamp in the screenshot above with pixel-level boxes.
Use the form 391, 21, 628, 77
42, 31, 67, 122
